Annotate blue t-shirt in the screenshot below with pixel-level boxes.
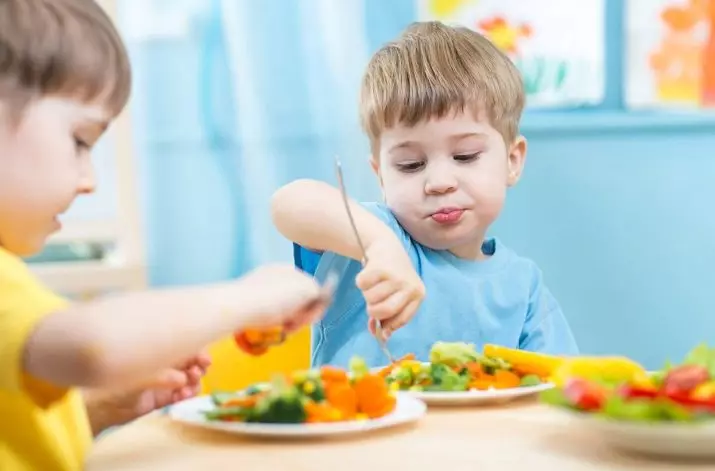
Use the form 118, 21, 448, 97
293, 202, 578, 368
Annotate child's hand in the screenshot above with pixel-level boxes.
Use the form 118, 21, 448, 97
356, 238, 425, 337
141, 352, 212, 406
85, 352, 211, 435
237, 264, 328, 332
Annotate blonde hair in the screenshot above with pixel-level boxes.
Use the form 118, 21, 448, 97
0, 0, 131, 117
360, 21, 524, 152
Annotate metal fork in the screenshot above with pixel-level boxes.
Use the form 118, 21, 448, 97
334, 155, 395, 364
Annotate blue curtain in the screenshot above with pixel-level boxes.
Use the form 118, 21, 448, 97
119, 0, 416, 286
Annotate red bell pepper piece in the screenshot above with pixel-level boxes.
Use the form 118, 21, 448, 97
564, 378, 608, 411
617, 385, 659, 400
662, 365, 710, 397
664, 393, 715, 413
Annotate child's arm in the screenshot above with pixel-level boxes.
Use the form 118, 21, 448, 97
22, 265, 325, 390
272, 179, 397, 260
272, 179, 425, 335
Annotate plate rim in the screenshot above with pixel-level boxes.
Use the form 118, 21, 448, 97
168, 392, 427, 437
546, 404, 715, 459
409, 381, 554, 400
549, 403, 715, 433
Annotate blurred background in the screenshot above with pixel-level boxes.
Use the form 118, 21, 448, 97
30, 0, 715, 387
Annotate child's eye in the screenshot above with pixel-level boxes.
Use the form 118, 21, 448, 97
74, 137, 90, 150
453, 153, 481, 162
396, 161, 425, 173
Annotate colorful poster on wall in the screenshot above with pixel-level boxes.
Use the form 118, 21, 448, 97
625, 0, 715, 109
417, 0, 606, 109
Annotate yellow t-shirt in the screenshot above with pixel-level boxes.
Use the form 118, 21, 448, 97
0, 248, 92, 471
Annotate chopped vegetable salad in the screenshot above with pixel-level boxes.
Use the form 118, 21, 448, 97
542, 343, 715, 423
204, 357, 396, 424
379, 342, 556, 392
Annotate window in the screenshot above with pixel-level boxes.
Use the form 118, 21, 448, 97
28, 0, 147, 297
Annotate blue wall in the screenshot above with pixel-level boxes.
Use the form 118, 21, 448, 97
498, 114, 715, 370
494, 1, 715, 367
126, 0, 715, 369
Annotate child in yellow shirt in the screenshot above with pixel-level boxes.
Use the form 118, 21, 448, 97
0, 1, 329, 470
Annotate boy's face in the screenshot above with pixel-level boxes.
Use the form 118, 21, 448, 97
372, 110, 526, 259
0, 97, 109, 256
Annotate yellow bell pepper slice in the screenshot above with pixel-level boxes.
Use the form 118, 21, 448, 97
550, 356, 650, 388
692, 381, 715, 400
482, 344, 565, 378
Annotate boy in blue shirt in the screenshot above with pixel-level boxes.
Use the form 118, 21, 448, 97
272, 21, 579, 368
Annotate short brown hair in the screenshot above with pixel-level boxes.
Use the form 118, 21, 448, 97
0, 0, 131, 117
360, 21, 524, 152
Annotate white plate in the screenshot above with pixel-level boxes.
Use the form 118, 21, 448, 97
372, 363, 553, 406
558, 408, 715, 459
168, 393, 427, 438
407, 382, 554, 406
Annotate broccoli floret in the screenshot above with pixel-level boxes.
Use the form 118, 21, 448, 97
349, 356, 369, 379
413, 364, 432, 384
388, 365, 413, 385
204, 406, 254, 421
293, 375, 325, 402
429, 363, 469, 391
520, 374, 542, 387
480, 356, 512, 375
248, 377, 307, 424
429, 341, 479, 367
386, 361, 428, 389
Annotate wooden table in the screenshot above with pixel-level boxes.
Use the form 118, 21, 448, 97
87, 401, 714, 470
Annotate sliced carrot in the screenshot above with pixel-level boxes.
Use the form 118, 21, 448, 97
242, 329, 265, 344
305, 401, 343, 423
237, 326, 285, 350
378, 354, 417, 378
365, 393, 396, 419
325, 382, 358, 418
465, 361, 484, 378
223, 394, 263, 408
469, 377, 496, 390
354, 373, 392, 415
417, 378, 432, 387
233, 332, 268, 356
377, 366, 393, 378
493, 370, 521, 389
320, 365, 349, 384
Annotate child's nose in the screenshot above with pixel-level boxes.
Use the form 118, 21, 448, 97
424, 171, 458, 195
77, 164, 97, 195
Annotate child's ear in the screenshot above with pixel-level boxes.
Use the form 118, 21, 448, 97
369, 154, 379, 175
507, 136, 527, 187
369, 154, 386, 200
369, 155, 384, 184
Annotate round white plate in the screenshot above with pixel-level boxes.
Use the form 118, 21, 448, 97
558, 408, 715, 459
372, 364, 553, 406
168, 393, 427, 438
407, 382, 554, 406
